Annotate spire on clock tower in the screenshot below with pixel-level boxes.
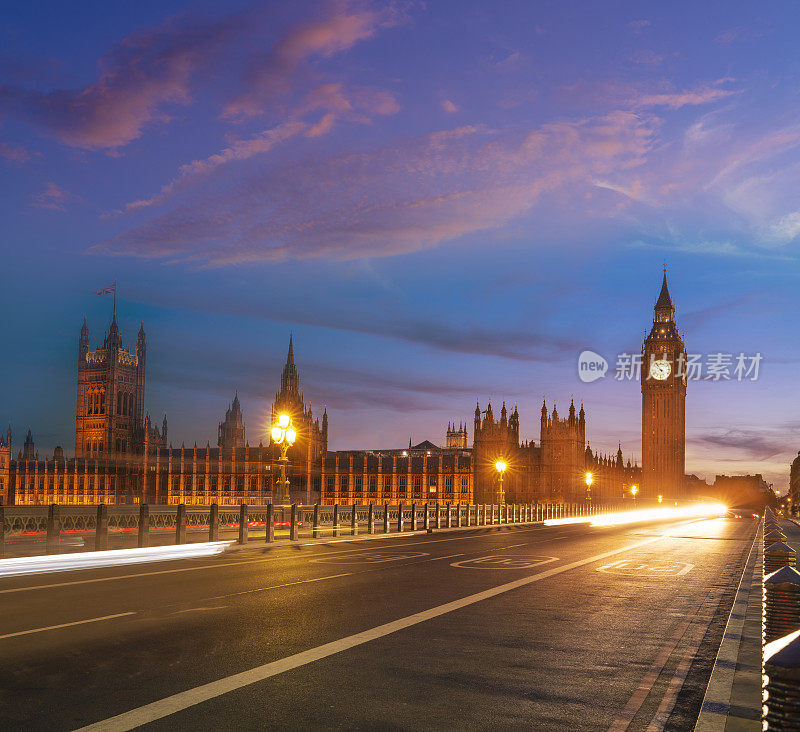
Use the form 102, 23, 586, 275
654, 263, 675, 322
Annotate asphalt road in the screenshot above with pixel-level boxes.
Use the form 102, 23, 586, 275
0, 516, 757, 731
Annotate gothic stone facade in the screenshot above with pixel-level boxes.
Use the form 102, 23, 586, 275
5, 307, 644, 507
7, 328, 325, 506
75, 314, 150, 457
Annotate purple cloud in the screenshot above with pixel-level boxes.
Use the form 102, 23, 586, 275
0, 141, 34, 163
31, 181, 71, 211
95, 111, 656, 264
123, 82, 399, 212
0, 11, 249, 150
223, 2, 405, 119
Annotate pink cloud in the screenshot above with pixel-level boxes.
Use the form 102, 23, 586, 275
441, 99, 458, 113
124, 82, 399, 211
31, 181, 71, 211
0, 141, 34, 163
634, 85, 737, 110
307, 113, 337, 137
223, 3, 404, 119
94, 111, 657, 264
0, 11, 249, 150
125, 120, 307, 211
630, 49, 664, 66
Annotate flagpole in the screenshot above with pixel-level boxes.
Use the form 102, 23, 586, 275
113, 278, 117, 319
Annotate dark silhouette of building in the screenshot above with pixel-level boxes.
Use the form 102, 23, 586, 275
538, 400, 585, 500
642, 267, 687, 499
218, 393, 245, 451
790, 452, 800, 515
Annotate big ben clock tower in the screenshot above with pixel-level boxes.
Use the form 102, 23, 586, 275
641, 266, 686, 499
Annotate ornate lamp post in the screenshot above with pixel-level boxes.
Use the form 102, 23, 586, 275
585, 472, 593, 502
271, 413, 297, 504
630, 484, 638, 505
495, 460, 507, 504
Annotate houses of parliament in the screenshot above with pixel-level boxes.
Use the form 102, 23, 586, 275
1, 271, 695, 507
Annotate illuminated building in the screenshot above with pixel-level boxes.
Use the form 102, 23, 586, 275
641, 267, 687, 499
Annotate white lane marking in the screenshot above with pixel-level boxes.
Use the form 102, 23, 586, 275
0, 560, 270, 595
0, 612, 135, 640
0, 526, 550, 594
74, 535, 665, 732
312, 551, 429, 565
299, 533, 417, 544
450, 556, 558, 570
204, 573, 353, 601
428, 554, 465, 561
170, 607, 228, 616
597, 559, 694, 577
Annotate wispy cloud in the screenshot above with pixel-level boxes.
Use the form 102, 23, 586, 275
0, 141, 35, 163
31, 181, 72, 211
124, 120, 307, 211
441, 99, 458, 113
0, 10, 251, 151
633, 83, 738, 110
96, 111, 656, 264
223, 2, 406, 119
123, 82, 399, 212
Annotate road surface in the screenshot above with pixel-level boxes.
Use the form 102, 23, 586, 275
0, 515, 756, 730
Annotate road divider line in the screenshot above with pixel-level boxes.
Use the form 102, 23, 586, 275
204, 573, 353, 601
0, 612, 135, 640
0, 525, 554, 594
74, 535, 667, 732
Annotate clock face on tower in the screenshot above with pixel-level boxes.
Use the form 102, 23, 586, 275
649, 359, 671, 381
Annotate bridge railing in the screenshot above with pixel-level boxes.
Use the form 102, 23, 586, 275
0, 501, 620, 558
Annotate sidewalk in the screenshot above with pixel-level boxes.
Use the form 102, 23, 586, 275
694, 522, 761, 731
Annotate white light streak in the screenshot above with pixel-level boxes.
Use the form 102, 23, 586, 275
543, 502, 726, 528
0, 541, 234, 578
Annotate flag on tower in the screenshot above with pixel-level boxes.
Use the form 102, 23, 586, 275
95, 281, 116, 296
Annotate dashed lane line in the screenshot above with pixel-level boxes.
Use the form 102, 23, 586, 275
0, 526, 563, 595
0, 612, 135, 640
74, 534, 667, 732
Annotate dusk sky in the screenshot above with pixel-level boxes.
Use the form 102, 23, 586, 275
2, 0, 800, 491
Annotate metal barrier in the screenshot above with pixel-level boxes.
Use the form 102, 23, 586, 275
0, 503, 609, 557
762, 516, 800, 729
0, 500, 619, 557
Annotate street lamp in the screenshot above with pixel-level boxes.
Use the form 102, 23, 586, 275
271, 413, 297, 504
495, 460, 507, 504
585, 472, 593, 501
630, 485, 638, 504
658, 494, 663, 504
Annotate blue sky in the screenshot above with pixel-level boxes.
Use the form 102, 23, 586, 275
2, 0, 800, 491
